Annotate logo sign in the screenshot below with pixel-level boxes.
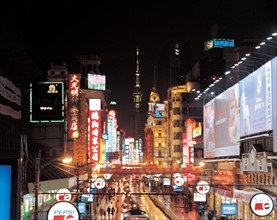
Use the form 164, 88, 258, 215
221, 203, 238, 215
194, 192, 206, 202
104, 173, 112, 179
196, 181, 210, 194
173, 184, 182, 191
47, 201, 79, 220
250, 193, 274, 217
102, 133, 108, 140
94, 177, 106, 189
163, 178, 170, 186
204, 38, 234, 50
174, 177, 184, 186
55, 188, 72, 201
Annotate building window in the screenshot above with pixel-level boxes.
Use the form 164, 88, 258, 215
174, 145, 181, 152
173, 108, 180, 115
173, 120, 182, 127
174, 132, 182, 140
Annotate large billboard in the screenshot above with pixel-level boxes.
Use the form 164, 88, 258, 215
204, 99, 215, 157
214, 84, 240, 157
272, 57, 277, 153
239, 61, 272, 137
30, 82, 64, 122
204, 59, 275, 157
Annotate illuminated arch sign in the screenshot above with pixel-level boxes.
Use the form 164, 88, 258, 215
204, 38, 234, 50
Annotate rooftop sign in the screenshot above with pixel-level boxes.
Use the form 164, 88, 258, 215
204, 38, 234, 50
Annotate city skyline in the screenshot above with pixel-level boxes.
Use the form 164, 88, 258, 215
2, 0, 276, 134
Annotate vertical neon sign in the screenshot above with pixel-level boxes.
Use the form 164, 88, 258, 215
68, 74, 81, 139
89, 99, 101, 163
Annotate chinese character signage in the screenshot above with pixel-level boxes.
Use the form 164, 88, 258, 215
88, 99, 101, 163
68, 74, 81, 139
221, 204, 238, 215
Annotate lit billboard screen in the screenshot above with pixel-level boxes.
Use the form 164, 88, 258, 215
154, 103, 165, 118
204, 59, 275, 157
204, 99, 215, 157
214, 84, 240, 157
30, 82, 64, 122
88, 73, 106, 91
272, 57, 277, 153
239, 61, 272, 137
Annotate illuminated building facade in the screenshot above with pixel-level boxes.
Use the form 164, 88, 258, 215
145, 71, 167, 165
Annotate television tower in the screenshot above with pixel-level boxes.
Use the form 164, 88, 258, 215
133, 46, 143, 140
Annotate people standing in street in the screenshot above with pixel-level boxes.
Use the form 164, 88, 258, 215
107, 206, 111, 216
111, 207, 115, 217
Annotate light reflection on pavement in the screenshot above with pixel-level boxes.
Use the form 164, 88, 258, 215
138, 194, 170, 220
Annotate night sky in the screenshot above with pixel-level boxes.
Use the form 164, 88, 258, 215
2, 0, 276, 135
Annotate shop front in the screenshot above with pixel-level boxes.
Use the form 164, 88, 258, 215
233, 188, 276, 220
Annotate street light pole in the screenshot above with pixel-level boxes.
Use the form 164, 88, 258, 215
34, 149, 41, 220
211, 163, 216, 219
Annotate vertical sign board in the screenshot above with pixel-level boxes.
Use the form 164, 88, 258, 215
68, 74, 81, 139
88, 99, 101, 163
0, 165, 11, 220
30, 82, 64, 122
107, 110, 117, 153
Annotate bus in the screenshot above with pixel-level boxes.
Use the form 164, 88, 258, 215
123, 208, 149, 220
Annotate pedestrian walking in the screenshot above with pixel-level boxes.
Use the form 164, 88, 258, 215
111, 207, 115, 216
107, 206, 111, 216
208, 210, 213, 220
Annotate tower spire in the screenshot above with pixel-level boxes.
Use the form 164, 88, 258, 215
153, 64, 157, 91
135, 46, 140, 87
133, 46, 143, 112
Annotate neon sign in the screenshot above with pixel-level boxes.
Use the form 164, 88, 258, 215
204, 38, 234, 50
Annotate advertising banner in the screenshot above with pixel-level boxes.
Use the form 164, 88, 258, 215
214, 84, 240, 157
239, 62, 272, 137
204, 59, 275, 157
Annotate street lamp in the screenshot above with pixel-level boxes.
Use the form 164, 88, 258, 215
34, 150, 72, 220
